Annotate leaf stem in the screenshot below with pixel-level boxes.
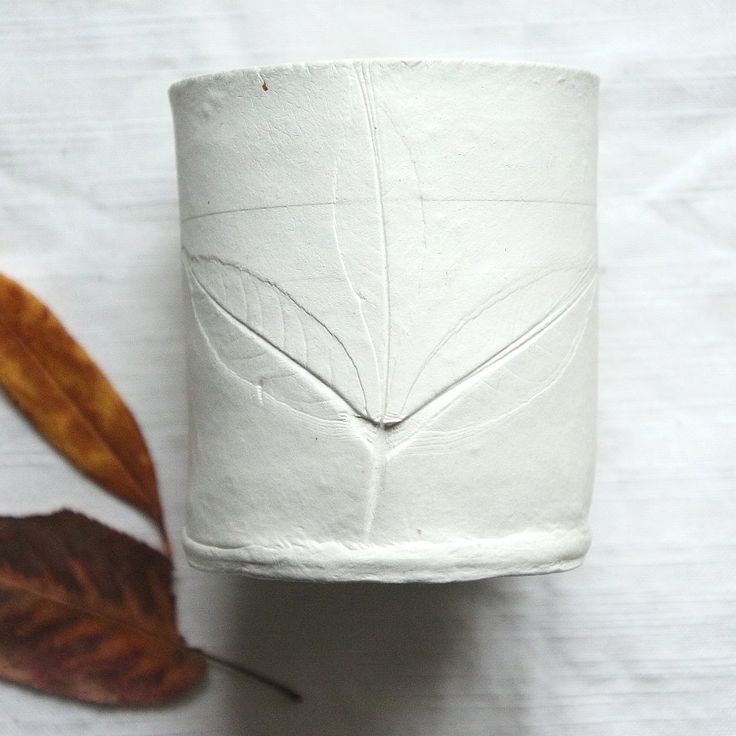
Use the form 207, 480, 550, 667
193, 648, 302, 702
157, 519, 172, 559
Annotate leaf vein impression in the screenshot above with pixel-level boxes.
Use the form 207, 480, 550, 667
391, 269, 597, 448
400, 259, 596, 415
185, 252, 596, 436
330, 80, 382, 415
357, 61, 392, 424
186, 266, 343, 425
184, 256, 364, 417
180, 198, 593, 225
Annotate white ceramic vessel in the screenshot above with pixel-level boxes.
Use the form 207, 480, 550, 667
170, 59, 599, 582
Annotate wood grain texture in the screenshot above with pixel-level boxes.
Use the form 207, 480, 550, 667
0, 1, 734, 734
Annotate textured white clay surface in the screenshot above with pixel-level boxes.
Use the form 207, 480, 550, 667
169, 59, 599, 582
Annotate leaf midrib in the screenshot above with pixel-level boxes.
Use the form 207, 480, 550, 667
0, 568, 183, 650
0, 307, 155, 518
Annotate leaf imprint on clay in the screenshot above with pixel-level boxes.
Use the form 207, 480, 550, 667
180, 60, 598, 534
184, 251, 369, 418
183, 250, 595, 436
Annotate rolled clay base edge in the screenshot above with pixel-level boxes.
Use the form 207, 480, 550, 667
182, 524, 591, 583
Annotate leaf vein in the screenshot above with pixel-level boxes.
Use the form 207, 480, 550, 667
184, 250, 367, 414
184, 258, 363, 417
356, 61, 392, 423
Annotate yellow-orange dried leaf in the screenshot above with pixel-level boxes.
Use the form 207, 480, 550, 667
0, 510, 204, 705
0, 274, 164, 532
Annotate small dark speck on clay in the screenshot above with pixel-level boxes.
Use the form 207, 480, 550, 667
261, 81, 268, 92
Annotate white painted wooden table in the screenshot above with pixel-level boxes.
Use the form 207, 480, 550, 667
1, 2, 734, 734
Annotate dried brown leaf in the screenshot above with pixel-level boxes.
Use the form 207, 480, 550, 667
0, 274, 165, 537
0, 510, 204, 705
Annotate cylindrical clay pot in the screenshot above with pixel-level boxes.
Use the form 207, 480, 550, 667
170, 59, 598, 583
